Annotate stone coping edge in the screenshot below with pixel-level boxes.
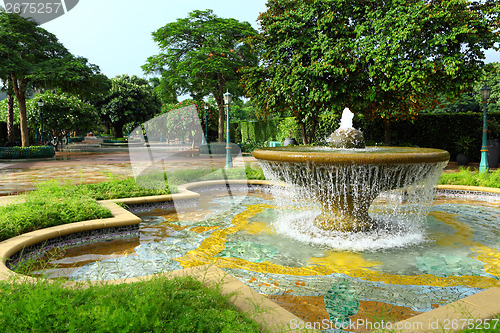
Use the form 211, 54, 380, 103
0, 180, 499, 332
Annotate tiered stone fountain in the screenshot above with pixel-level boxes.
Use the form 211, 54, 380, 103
253, 109, 450, 232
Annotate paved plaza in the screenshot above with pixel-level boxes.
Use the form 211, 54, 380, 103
0, 147, 258, 196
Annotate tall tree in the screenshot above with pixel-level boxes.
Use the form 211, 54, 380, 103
241, 0, 500, 144
97, 75, 161, 138
143, 9, 258, 142
0, 11, 107, 146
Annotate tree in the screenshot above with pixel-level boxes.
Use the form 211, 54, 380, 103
475, 62, 500, 113
0, 91, 98, 144
0, 11, 108, 147
143, 9, 258, 142
241, 0, 500, 145
97, 75, 161, 138
0, 80, 16, 144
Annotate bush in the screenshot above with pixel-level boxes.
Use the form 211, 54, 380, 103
0, 146, 55, 159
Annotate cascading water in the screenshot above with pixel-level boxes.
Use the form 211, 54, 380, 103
259, 157, 447, 251
253, 109, 450, 251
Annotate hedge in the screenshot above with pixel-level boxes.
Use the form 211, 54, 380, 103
0, 146, 55, 159
232, 112, 500, 162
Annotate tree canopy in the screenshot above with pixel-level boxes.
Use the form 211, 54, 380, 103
96, 75, 161, 138
240, 0, 500, 144
0, 91, 98, 142
143, 9, 258, 142
0, 10, 108, 146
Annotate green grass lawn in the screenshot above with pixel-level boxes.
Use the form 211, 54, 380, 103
439, 168, 500, 188
0, 274, 262, 333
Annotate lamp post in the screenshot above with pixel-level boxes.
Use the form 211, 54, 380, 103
202, 102, 209, 145
37, 98, 44, 145
479, 86, 492, 173
224, 90, 233, 169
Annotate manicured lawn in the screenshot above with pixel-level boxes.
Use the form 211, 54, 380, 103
439, 168, 500, 188
0, 275, 262, 333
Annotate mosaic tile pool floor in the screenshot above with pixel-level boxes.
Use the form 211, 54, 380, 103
28, 189, 500, 332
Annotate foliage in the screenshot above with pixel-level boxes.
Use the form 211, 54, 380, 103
143, 9, 258, 142
228, 98, 259, 121
0, 181, 112, 241
239, 140, 267, 153
233, 112, 500, 162
0, 11, 108, 146
97, 75, 161, 138
239, 118, 282, 143
455, 136, 476, 156
241, 0, 500, 144
0, 91, 98, 143
277, 117, 301, 142
0, 146, 54, 159
137, 99, 217, 144
475, 62, 500, 113
426, 92, 481, 114
439, 168, 500, 188
0, 275, 262, 333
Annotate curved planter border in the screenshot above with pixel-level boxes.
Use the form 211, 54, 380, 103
0, 181, 498, 332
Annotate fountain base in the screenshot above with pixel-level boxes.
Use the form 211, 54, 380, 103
315, 194, 375, 232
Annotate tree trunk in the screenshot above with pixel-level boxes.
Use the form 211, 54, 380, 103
384, 119, 391, 146
213, 92, 225, 143
112, 123, 124, 138
300, 121, 307, 145
6, 90, 14, 144
11, 74, 29, 147
307, 118, 317, 145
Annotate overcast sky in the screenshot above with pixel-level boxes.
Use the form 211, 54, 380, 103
19, 0, 500, 79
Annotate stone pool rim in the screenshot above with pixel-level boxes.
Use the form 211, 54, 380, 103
0, 180, 499, 332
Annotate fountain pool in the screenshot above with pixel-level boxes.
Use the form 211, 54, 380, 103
25, 186, 500, 328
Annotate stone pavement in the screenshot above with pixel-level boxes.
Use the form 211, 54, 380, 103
0, 149, 258, 196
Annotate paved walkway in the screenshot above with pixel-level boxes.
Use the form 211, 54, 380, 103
0, 149, 258, 196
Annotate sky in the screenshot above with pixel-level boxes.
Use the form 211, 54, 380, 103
41, 0, 269, 79
15, 0, 500, 80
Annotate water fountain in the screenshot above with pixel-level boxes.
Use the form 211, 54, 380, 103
3, 107, 498, 330
253, 108, 450, 233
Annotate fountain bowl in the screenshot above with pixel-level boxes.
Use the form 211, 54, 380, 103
253, 146, 450, 232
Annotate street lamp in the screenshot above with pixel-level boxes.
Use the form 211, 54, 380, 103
479, 86, 492, 173
37, 98, 44, 145
202, 102, 209, 145
223, 90, 233, 169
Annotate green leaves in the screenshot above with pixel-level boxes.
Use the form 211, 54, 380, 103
97, 75, 161, 137
143, 9, 258, 141
241, 0, 500, 143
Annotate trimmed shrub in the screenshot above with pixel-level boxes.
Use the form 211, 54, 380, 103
0, 146, 55, 159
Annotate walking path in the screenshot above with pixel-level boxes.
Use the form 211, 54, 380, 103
0, 149, 257, 196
